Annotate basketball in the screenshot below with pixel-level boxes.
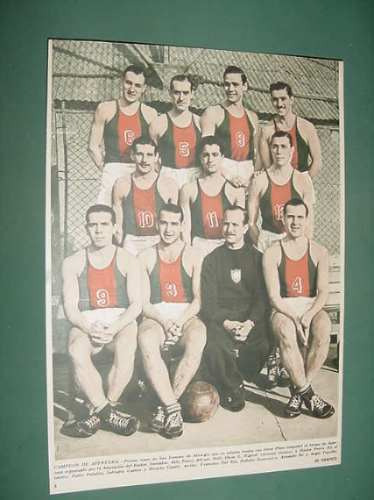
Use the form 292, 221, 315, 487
181, 381, 220, 423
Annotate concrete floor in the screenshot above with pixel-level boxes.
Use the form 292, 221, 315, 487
53, 347, 340, 460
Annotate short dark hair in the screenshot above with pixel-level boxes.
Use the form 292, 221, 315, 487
85, 204, 116, 224
131, 136, 159, 155
170, 74, 195, 92
283, 198, 309, 217
223, 65, 247, 85
269, 81, 293, 97
122, 64, 147, 83
224, 204, 249, 225
270, 130, 293, 147
158, 202, 184, 222
198, 135, 225, 158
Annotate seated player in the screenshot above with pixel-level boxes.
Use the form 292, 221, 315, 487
138, 203, 206, 438
149, 74, 201, 189
263, 198, 335, 418
258, 81, 321, 177
200, 65, 259, 187
88, 64, 157, 205
180, 135, 245, 257
61, 204, 142, 438
112, 136, 178, 255
201, 205, 269, 411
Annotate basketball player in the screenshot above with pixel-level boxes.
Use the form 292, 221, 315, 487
60, 204, 141, 438
201, 206, 270, 412
248, 131, 315, 254
138, 203, 206, 438
200, 65, 259, 187
180, 135, 245, 256
112, 137, 178, 255
149, 74, 201, 188
88, 65, 157, 205
263, 198, 334, 418
258, 82, 321, 177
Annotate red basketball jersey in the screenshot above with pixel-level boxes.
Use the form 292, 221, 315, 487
132, 181, 157, 236
228, 112, 250, 161
200, 189, 224, 239
87, 256, 118, 308
159, 255, 187, 303
173, 121, 197, 168
284, 250, 311, 297
270, 179, 292, 232
117, 110, 142, 159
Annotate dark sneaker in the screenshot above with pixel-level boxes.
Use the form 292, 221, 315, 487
302, 393, 335, 419
150, 406, 165, 433
221, 386, 245, 412
162, 404, 183, 439
101, 408, 139, 436
60, 414, 101, 438
278, 366, 290, 387
284, 392, 302, 418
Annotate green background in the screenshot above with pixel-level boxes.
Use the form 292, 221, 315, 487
1, 0, 373, 498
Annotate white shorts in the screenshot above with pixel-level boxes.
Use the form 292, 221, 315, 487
256, 229, 286, 253
81, 308, 125, 327
192, 236, 225, 257
152, 302, 190, 321
160, 165, 201, 190
221, 158, 254, 187
272, 297, 315, 319
97, 162, 136, 205
81, 308, 125, 353
123, 233, 160, 256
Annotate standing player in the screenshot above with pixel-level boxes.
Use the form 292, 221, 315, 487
248, 131, 315, 254
61, 204, 141, 438
149, 74, 201, 189
201, 206, 269, 411
180, 135, 245, 256
258, 82, 321, 177
88, 65, 157, 205
112, 137, 178, 255
201, 65, 259, 187
138, 203, 206, 438
263, 198, 334, 418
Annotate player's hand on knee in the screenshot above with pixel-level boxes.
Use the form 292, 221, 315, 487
300, 311, 313, 331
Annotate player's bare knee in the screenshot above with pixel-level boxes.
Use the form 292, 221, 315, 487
272, 314, 296, 345
116, 322, 138, 350
138, 325, 163, 355
311, 311, 331, 345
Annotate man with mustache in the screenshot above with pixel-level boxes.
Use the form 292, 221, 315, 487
112, 137, 178, 256
258, 81, 321, 177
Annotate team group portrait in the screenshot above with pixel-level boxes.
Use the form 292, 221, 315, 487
48, 40, 342, 462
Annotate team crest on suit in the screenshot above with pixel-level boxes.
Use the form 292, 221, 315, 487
230, 269, 241, 284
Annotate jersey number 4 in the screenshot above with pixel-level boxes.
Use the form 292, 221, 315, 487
291, 276, 304, 295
